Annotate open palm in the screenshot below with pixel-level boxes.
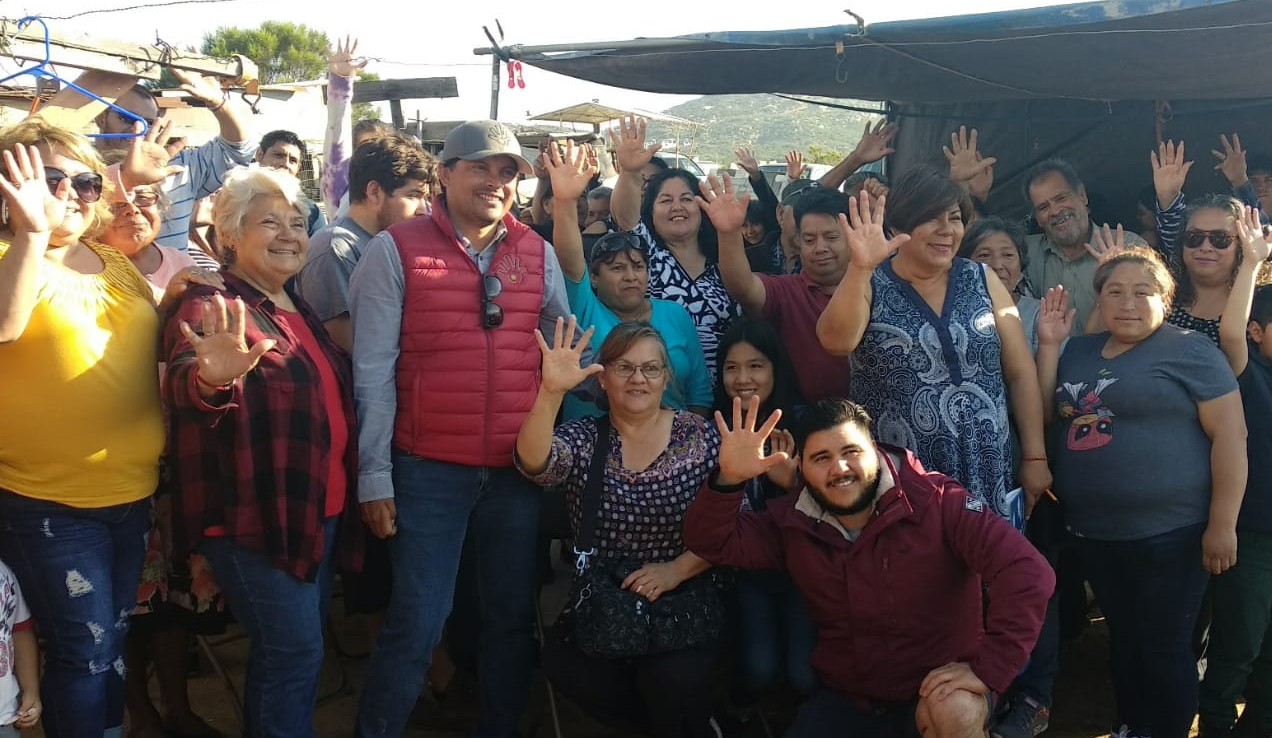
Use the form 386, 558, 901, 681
608, 115, 660, 174
546, 140, 596, 203
695, 173, 750, 234
715, 396, 788, 485
535, 316, 603, 395
0, 144, 63, 236
179, 294, 275, 386
1036, 287, 1075, 347
1151, 139, 1193, 206
842, 191, 908, 270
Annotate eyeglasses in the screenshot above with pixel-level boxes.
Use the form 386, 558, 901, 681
482, 274, 503, 329
1183, 229, 1236, 250
589, 231, 645, 263
107, 190, 159, 215
607, 361, 665, 379
44, 167, 104, 204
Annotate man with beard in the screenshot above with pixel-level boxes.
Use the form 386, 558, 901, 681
684, 398, 1053, 738
1021, 158, 1148, 333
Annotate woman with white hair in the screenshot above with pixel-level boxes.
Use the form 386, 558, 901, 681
161, 167, 359, 738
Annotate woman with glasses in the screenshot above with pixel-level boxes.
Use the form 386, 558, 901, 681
0, 119, 165, 737
544, 140, 712, 418
516, 318, 723, 738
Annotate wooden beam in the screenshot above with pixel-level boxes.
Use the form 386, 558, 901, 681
352, 77, 458, 104
389, 99, 405, 129
8, 25, 255, 81
34, 70, 137, 131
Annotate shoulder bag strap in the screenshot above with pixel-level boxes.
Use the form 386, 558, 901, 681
572, 414, 612, 574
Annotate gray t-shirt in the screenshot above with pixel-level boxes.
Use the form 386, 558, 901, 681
295, 216, 375, 321
1051, 324, 1237, 541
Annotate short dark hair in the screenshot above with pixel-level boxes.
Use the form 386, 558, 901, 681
259, 129, 306, 158
646, 157, 670, 173
794, 187, 849, 230
353, 119, 395, 145
884, 165, 963, 235
1248, 154, 1272, 177
958, 215, 1029, 269
349, 134, 436, 204
1251, 284, 1272, 328
587, 186, 613, 202
792, 398, 873, 458
712, 318, 801, 420
1021, 157, 1084, 204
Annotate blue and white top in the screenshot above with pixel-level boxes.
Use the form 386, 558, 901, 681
852, 258, 1013, 518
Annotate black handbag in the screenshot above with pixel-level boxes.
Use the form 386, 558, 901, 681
561, 416, 724, 659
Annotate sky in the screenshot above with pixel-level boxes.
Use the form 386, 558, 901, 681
22, 0, 1083, 123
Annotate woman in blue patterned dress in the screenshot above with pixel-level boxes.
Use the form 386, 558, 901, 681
816, 166, 1050, 519
516, 318, 723, 738
609, 116, 741, 377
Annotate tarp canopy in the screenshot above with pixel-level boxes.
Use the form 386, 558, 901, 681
517, 0, 1272, 103
529, 101, 699, 127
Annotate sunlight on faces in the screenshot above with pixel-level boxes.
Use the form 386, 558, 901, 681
799, 423, 882, 516
902, 204, 964, 271
257, 142, 302, 177
798, 212, 849, 285
373, 177, 431, 231
599, 337, 668, 417
39, 146, 97, 247
591, 250, 649, 315
439, 155, 519, 228
229, 194, 309, 288
1183, 208, 1239, 287
100, 185, 161, 257
1097, 262, 1168, 345
968, 231, 1023, 292
721, 341, 774, 406
651, 177, 701, 241
1029, 172, 1090, 249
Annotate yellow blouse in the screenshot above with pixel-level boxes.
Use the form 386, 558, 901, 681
0, 240, 164, 508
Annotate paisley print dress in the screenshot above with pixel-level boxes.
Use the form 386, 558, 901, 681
851, 258, 1013, 517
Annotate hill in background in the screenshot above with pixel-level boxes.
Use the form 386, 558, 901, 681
648, 94, 884, 167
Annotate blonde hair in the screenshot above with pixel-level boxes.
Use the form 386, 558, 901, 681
212, 166, 308, 264
0, 118, 107, 236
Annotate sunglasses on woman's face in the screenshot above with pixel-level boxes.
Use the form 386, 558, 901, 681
44, 167, 104, 204
107, 191, 160, 215
1182, 229, 1235, 250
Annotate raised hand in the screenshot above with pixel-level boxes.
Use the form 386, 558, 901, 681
545, 139, 597, 204
122, 117, 185, 187
841, 191, 909, 270
178, 293, 276, 387
1213, 133, 1249, 187
862, 177, 890, 199
1084, 223, 1128, 262
608, 115, 660, 175
534, 316, 603, 396
850, 119, 898, 165
1036, 286, 1075, 347
785, 150, 805, 180
695, 173, 751, 235
734, 146, 760, 177
968, 152, 995, 201
1236, 204, 1271, 265
0, 143, 63, 237
943, 126, 997, 183
328, 35, 368, 78
170, 68, 226, 108
765, 428, 800, 491
1151, 139, 1193, 207
714, 395, 788, 486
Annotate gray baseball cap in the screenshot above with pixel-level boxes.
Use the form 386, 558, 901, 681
440, 120, 532, 175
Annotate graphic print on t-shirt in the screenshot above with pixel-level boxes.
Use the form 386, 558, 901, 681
1057, 371, 1119, 451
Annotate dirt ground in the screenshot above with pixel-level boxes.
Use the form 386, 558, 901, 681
20, 546, 1204, 738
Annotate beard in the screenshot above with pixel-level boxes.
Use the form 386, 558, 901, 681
808, 467, 882, 517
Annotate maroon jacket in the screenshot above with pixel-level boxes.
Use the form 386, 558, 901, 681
684, 445, 1053, 704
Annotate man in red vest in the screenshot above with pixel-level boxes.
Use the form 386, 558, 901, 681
351, 120, 571, 737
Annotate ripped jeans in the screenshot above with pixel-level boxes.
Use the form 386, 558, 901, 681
0, 489, 150, 738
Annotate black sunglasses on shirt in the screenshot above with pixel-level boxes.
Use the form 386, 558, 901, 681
482, 274, 504, 329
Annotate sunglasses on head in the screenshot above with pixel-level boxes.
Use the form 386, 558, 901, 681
1182, 229, 1235, 250
481, 274, 503, 329
44, 167, 104, 204
589, 231, 645, 263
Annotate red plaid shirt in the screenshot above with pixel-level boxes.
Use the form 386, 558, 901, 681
162, 273, 361, 582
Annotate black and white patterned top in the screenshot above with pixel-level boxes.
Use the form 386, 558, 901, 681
632, 222, 741, 378
1167, 307, 1221, 345
518, 412, 721, 564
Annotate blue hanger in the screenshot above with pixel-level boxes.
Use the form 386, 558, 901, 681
0, 15, 149, 138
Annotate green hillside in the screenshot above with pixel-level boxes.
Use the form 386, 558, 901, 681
648, 94, 883, 166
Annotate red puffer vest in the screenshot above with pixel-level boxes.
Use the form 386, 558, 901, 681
391, 205, 545, 468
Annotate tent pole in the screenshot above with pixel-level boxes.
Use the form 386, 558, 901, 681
489, 55, 501, 120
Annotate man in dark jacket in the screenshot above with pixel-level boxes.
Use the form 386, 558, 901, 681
685, 398, 1054, 738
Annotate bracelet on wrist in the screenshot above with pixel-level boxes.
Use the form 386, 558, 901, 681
195, 371, 233, 392
1022, 456, 1048, 463
206, 93, 228, 113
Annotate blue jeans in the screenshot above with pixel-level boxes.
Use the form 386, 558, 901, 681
1009, 504, 1063, 707
200, 517, 338, 738
1074, 523, 1210, 738
734, 570, 818, 701
356, 456, 542, 738
0, 490, 150, 738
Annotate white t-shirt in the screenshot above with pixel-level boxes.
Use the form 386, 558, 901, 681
0, 559, 31, 725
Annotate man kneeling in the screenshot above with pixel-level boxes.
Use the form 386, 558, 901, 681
685, 398, 1055, 738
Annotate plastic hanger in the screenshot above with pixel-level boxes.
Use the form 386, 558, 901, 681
0, 15, 148, 138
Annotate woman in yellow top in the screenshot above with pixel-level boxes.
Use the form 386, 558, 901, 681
0, 119, 165, 738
